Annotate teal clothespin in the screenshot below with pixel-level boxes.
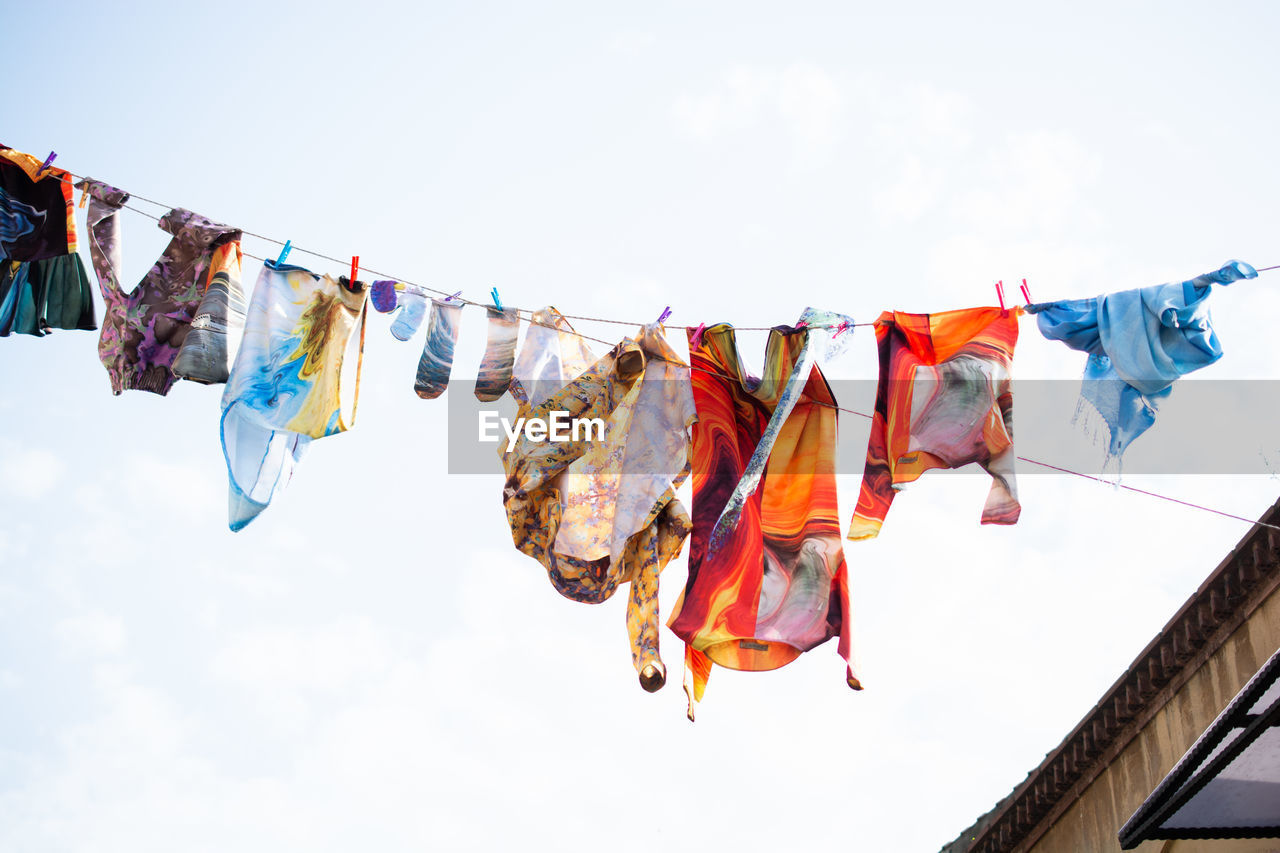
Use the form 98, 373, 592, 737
276, 240, 292, 265
491, 287, 503, 311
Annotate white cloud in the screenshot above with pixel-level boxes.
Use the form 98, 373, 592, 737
1, 447, 66, 500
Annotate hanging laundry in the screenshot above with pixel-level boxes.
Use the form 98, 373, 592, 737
171, 236, 246, 384
474, 305, 521, 401
501, 311, 690, 691
847, 306, 1021, 541
220, 260, 368, 531
1025, 260, 1256, 464
77, 179, 244, 395
414, 298, 463, 399
667, 310, 857, 720
0, 146, 95, 336
369, 280, 399, 313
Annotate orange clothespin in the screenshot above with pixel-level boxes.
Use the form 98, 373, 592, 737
78, 184, 90, 209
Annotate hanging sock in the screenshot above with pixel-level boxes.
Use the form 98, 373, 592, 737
390, 290, 429, 341
171, 239, 247, 384
473, 305, 521, 401
78, 178, 244, 395
667, 310, 857, 719
369, 280, 399, 313
0, 145, 95, 336
220, 260, 368, 531
413, 298, 463, 399
502, 318, 694, 691
848, 306, 1022, 541
1026, 260, 1256, 465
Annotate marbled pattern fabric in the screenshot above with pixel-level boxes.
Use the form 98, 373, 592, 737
501, 314, 692, 691
221, 261, 368, 531
171, 240, 246, 384
0, 146, 94, 336
474, 306, 521, 401
78, 178, 243, 395
667, 319, 856, 720
1026, 260, 1256, 463
413, 299, 462, 399
848, 307, 1021, 541
707, 307, 854, 554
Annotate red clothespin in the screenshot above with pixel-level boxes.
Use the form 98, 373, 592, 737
995, 280, 1006, 314
1020, 278, 1032, 304
657, 306, 672, 325
689, 322, 706, 349
349, 256, 360, 289
37, 151, 56, 176
833, 319, 851, 338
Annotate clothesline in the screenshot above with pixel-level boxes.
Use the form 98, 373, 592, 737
40, 163, 1280, 535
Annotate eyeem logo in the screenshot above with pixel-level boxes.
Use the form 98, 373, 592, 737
478, 411, 607, 452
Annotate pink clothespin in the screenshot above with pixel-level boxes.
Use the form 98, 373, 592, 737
833, 319, 851, 338
1019, 278, 1032, 304
689, 322, 706, 349
37, 151, 56, 176
349, 256, 360, 289
657, 306, 672, 325
995, 280, 1006, 314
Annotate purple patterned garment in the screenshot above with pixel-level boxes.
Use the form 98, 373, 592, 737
77, 179, 243, 396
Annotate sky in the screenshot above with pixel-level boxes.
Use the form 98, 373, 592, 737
4, 2, 1280, 851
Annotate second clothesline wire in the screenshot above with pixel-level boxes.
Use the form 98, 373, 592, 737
55, 170, 1280, 533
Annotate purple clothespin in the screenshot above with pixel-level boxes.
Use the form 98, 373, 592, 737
444, 290, 462, 303
657, 306, 672, 325
37, 151, 57, 176
689, 322, 706, 349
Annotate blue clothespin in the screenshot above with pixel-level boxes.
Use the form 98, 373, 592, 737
276, 240, 292, 265
444, 290, 462, 303
490, 287, 503, 311
37, 151, 56, 176
657, 306, 672, 325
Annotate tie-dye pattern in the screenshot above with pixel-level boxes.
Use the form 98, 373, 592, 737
1026, 260, 1256, 463
78, 179, 244, 396
171, 240, 246, 384
667, 321, 856, 720
847, 307, 1021, 541
0, 146, 95, 336
221, 261, 368, 531
707, 307, 854, 554
501, 316, 692, 691
474, 306, 522, 401
414, 299, 463, 399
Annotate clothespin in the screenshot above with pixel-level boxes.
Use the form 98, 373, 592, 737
833, 319, 851, 338
657, 306, 672, 325
443, 290, 462, 303
490, 286, 503, 311
37, 151, 56, 176
1020, 278, 1032, 304
276, 240, 292, 265
78, 183, 90, 209
349, 256, 360, 289
689, 322, 706, 349
995, 280, 1007, 314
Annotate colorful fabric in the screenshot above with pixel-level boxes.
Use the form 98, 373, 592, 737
414, 298, 462, 399
707, 307, 855, 553
1026, 260, 1256, 462
390, 290, 428, 341
78, 179, 243, 395
849, 302, 1018, 535
667, 315, 856, 719
221, 261, 368, 531
474, 305, 521, 401
171, 239, 246, 384
847, 307, 1021, 541
0, 146, 95, 336
501, 312, 691, 691
370, 280, 398, 313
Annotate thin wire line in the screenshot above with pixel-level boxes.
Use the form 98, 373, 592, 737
48, 161, 1280, 532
